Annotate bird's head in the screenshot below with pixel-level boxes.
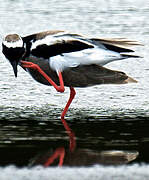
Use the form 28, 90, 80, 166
2, 34, 25, 77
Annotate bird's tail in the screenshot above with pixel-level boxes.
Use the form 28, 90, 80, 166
121, 54, 142, 58
123, 76, 137, 84
90, 65, 138, 85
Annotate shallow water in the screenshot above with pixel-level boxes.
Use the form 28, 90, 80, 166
0, 0, 149, 179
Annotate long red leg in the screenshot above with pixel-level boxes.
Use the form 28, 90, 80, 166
61, 87, 76, 119
61, 87, 76, 152
21, 61, 76, 152
21, 61, 64, 92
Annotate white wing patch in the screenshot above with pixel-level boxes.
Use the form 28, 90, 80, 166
49, 55, 79, 72
49, 47, 124, 72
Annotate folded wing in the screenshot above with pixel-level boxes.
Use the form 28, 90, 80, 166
22, 31, 141, 72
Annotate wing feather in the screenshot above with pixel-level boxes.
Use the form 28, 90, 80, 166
90, 38, 142, 52
22, 31, 142, 73
29, 33, 94, 58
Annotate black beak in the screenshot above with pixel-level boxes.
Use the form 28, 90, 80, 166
10, 61, 18, 77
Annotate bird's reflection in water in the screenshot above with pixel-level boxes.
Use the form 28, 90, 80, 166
43, 116, 76, 167
0, 109, 145, 167
30, 148, 138, 167
29, 117, 138, 167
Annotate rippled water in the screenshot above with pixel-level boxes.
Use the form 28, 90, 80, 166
0, 0, 149, 179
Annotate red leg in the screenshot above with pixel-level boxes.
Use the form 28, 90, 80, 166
21, 61, 64, 92
61, 87, 76, 119
21, 61, 76, 151
44, 147, 65, 167
61, 87, 76, 152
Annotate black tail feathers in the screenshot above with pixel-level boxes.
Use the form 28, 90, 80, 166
121, 54, 142, 58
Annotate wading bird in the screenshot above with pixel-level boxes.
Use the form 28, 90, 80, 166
2, 30, 141, 132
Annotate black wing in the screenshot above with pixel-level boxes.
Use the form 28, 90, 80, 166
22, 31, 94, 59
22, 31, 141, 59
31, 39, 94, 59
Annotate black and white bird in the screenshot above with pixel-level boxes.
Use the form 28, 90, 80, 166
2, 30, 141, 122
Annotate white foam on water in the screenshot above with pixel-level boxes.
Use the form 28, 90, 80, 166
0, 164, 149, 180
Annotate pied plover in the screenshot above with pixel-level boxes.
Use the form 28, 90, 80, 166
2, 30, 141, 126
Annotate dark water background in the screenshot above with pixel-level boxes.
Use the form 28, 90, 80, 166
0, 0, 149, 179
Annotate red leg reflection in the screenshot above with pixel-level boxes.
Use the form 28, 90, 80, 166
61, 117, 76, 153
61, 87, 76, 152
21, 61, 76, 166
44, 118, 76, 167
44, 147, 65, 167
44, 88, 76, 166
